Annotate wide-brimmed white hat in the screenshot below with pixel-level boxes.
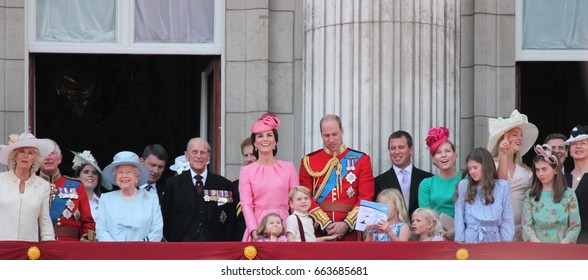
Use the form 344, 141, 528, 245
71, 150, 113, 190
565, 125, 588, 145
169, 155, 190, 174
0, 132, 54, 165
487, 110, 538, 156
102, 151, 149, 187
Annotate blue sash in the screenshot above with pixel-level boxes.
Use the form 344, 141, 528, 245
50, 179, 81, 225
316, 150, 363, 203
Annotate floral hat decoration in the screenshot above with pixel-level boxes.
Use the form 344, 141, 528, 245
0, 132, 53, 166
71, 150, 113, 190
565, 125, 588, 145
251, 113, 280, 134
487, 110, 538, 157
425, 127, 450, 156
169, 155, 190, 175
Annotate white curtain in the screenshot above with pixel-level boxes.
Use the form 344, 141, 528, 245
36, 0, 116, 42
523, 0, 588, 49
134, 0, 214, 43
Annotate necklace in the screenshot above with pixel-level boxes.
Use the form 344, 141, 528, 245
574, 171, 585, 181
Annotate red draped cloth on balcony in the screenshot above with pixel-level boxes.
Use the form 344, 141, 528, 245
1, 241, 587, 260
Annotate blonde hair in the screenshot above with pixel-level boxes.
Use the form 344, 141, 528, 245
411, 208, 444, 240
8, 147, 43, 176
289, 186, 311, 202
377, 189, 408, 222
255, 213, 284, 239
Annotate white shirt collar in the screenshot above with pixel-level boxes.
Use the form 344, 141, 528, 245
392, 164, 413, 176
190, 168, 208, 184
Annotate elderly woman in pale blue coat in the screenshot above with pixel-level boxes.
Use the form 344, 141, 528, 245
96, 151, 163, 242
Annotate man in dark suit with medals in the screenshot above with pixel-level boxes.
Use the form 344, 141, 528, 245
375, 130, 433, 217
162, 138, 236, 241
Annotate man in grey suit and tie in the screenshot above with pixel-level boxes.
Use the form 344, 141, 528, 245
374, 130, 433, 217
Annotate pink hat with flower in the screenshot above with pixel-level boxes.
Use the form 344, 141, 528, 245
251, 113, 280, 133
425, 127, 450, 156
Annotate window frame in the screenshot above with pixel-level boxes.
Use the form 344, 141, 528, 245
26, 0, 224, 55
515, 0, 588, 61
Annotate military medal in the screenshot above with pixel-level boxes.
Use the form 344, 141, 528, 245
66, 199, 75, 210
219, 210, 227, 224
62, 209, 72, 220
345, 172, 356, 185
346, 186, 355, 198
346, 159, 356, 171
203, 190, 211, 201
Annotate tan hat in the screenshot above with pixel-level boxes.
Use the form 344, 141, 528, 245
487, 110, 538, 157
0, 132, 54, 165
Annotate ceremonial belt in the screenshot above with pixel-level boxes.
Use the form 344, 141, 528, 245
317, 202, 354, 213
316, 150, 363, 203
54, 227, 80, 239
50, 179, 81, 225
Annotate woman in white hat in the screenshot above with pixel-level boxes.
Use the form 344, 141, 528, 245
487, 110, 538, 241
71, 150, 113, 222
0, 132, 55, 241
564, 125, 588, 244
96, 151, 163, 242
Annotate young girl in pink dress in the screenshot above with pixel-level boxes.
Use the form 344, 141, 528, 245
239, 113, 299, 241
254, 213, 288, 242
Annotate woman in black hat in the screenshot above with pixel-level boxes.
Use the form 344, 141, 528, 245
564, 125, 588, 244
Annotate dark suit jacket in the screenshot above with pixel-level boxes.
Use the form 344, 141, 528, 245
161, 171, 236, 242
231, 178, 246, 241
374, 166, 433, 217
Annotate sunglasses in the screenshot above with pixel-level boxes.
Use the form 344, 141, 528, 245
82, 170, 98, 175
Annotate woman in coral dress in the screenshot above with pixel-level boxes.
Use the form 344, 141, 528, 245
239, 113, 299, 241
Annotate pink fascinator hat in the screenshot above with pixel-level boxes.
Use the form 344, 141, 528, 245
251, 113, 280, 133
425, 127, 450, 156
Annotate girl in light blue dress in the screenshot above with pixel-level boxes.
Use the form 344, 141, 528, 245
365, 189, 410, 242
454, 147, 514, 243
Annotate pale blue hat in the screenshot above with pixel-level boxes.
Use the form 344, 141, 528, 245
103, 151, 149, 187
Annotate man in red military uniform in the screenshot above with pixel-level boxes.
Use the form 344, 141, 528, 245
299, 114, 374, 241
40, 140, 95, 241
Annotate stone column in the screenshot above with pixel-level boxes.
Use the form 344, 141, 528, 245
303, 0, 461, 173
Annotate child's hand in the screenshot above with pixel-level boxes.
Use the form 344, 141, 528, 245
325, 234, 340, 241
376, 219, 390, 233
270, 226, 281, 237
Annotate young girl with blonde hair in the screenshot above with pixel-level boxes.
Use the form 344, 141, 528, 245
410, 208, 444, 241
365, 189, 410, 242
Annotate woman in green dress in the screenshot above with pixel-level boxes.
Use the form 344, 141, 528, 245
418, 127, 461, 240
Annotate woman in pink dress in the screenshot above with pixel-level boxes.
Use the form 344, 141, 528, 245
239, 113, 299, 241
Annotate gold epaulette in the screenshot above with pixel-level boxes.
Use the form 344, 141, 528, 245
309, 207, 332, 230
343, 206, 359, 231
